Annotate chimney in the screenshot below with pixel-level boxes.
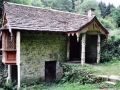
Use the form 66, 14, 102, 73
86, 8, 95, 17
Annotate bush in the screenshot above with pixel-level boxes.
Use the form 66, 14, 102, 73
101, 35, 120, 62
60, 63, 104, 84
3, 80, 17, 90
0, 62, 7, 87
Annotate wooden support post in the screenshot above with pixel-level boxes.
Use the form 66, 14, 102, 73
16, 31, 21, 89
81, 33, 86, 66
2, 32, 6, 63
97, 34, 100, 63
67, 37, 70, 61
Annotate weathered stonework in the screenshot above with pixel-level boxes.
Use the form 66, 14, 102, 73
20, 32, 67, 83
56, 62, 63, 80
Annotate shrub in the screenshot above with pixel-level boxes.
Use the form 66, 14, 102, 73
60, 63, 103, 84
0, 62, 7, 87
3, 80, 17, 90
101, 34, 120, 62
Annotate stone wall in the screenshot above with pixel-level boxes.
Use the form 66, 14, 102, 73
20, 32, 67, 83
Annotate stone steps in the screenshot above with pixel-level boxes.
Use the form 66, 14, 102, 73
104, 81, 116, 85
89, 74, 120, 85
97, 75, 120, 81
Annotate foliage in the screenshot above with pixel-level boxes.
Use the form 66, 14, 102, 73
0, 0, 3, 9
109, 8, 120, 28
0, 62, 7, 87
99, 2, 115, 18
41, 0, 73, 12
60, 63, 103, 84
101, 32, 120, 62
30, 0, 44, 7
99, 17, 115, 29
3, 80, 17, 90
75, 0, 101, 17
3, 80, 13, 90
0, 0, 3, 25
7, 0, 31, 5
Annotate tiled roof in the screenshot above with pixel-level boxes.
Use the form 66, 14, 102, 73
2, 2, 108, 34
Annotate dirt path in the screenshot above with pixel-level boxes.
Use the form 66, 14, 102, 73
85, 64, 103, 71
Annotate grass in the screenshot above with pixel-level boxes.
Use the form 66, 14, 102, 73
20, 82, 120, 90
94, 60, 120, 76
20, 82, 99, 90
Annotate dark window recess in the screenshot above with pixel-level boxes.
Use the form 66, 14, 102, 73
70, 34, 81, 61
45, 61, 56, 82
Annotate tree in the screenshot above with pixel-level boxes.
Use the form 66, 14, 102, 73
75, 0, 101, 17
8, 0, 31, 5
41, 0, 73, 12
99, 1, 107, 18
99, 2, 115, 18
109, 8, 120, 27
31, 0, 44, 7
0, 0, 4, 26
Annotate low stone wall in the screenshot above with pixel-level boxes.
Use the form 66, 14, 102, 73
20, 32, 67, 83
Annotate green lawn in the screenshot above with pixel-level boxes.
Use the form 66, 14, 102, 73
20, 82, 120, 90
94, 60, 120, 76
27, 83, 99, 90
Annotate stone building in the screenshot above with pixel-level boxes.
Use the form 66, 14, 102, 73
0, 2, 108, 88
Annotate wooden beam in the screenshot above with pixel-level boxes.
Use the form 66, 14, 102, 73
81, 33, 86, 66
87, 31, 101, 35
97, 34, 100, 63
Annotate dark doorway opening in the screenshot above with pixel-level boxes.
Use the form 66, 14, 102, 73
11, 65, 18, 84
85, 34, 97, 63
45, 61, 56, 82
70, 34, 81, 61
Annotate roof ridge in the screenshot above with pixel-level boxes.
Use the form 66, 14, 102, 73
5, 2, 88, 17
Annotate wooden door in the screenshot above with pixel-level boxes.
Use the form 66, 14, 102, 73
45, 61, 56, 82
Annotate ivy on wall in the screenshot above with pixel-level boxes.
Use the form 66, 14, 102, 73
20, 32, 67, 83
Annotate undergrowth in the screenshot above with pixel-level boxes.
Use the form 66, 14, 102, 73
59, 63, 104, 84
